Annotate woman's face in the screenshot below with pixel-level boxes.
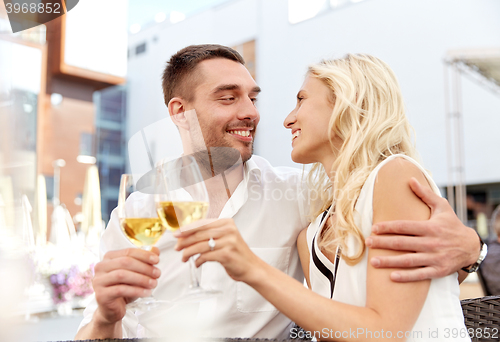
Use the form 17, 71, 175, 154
283, 75, 338, 165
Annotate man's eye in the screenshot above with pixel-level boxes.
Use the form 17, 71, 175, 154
251, 98, 258, 104
297, 96, 304, 103
221, 97, 235, 102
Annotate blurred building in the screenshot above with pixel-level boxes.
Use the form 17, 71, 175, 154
94, 86, 127, 223
0, 0, 127, 235
42, 0, 127, 230
125, 0, 500, 231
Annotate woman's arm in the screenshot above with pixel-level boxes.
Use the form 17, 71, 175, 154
176, 159, 434, 341
365, 158, 432, 336
366, 177, 480, 283
297, 228, 311, 288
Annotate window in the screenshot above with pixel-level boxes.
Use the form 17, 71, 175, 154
108, 167, 123, 188
96, 87, 126, 123
101, 97, 125, 122
98, 164, 124, 188
288, 0, 329, 24
98, 129, 122, 156
330, 0, 351, 8
45, 176, 54, 201
80, 132, 94, 156
135, 42, 146, 55
289, 0, 368, 24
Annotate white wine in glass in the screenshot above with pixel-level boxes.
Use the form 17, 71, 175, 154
156, 201, 209, 231
118, 173, 168, 310
120, 217, 165, 247
157, 155, 220, 302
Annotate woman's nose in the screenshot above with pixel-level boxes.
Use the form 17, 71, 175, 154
283, 109, 296, 129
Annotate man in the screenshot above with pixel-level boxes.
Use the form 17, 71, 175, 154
76, 44, 484, 339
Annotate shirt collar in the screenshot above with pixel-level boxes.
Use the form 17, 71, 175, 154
243, 156, 262, 185
218, 156, 261, 219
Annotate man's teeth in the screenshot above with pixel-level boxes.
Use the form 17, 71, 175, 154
229, 130, 250, 137
292, 130, 301, 140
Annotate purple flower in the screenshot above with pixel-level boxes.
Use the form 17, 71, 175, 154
56, 272, 66, 285
48, 265, 95, 304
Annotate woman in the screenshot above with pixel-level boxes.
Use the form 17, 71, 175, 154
176, 54, 469, 341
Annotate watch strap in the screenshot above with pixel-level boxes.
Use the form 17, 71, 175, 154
461, 236, 488, 273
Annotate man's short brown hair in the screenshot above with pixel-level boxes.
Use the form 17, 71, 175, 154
162, 44, 245, 106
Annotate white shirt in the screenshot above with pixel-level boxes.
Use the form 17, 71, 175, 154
78, 155, 310, 339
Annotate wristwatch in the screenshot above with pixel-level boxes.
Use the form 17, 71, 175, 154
461, 237, 488, 273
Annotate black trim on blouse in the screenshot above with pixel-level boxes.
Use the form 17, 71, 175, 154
311, 209, 340, 299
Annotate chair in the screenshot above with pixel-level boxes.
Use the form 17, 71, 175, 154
461, 295, 500, 341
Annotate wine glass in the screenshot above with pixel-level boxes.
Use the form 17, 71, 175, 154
156, 155, 221, 302
117, 173, 168, 310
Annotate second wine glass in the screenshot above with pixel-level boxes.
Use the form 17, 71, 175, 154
156, 155, 221, 302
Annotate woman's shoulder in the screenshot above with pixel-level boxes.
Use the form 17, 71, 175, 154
377, 155, 425, 179
356, 155, 435, 205
373, 156, 433, 222
375, 156, 431, 192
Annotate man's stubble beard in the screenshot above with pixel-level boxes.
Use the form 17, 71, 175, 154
186, 108, 257, 177
192, 132, 254, 178
188, 127, 255, 179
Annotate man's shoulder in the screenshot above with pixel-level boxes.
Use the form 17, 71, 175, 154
248, 155, 307, 187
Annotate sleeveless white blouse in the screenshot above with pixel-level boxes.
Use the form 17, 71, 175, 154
306, 154, 470, 341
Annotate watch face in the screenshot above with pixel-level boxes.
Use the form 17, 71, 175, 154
479, 242, 488, 262
471, 241, 488, 273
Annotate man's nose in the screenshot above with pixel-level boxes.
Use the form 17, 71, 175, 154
237, 97, 259, 121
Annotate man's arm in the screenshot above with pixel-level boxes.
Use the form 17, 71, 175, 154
75, 308, 123, 339
365, 177, 481, 283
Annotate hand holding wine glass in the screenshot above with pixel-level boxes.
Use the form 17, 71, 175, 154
116, 174, 168, 310
76, 174, 166, 339
174, 218, 263, 284
91, 247, 160, 324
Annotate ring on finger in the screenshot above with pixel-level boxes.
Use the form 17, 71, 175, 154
208, 237, 216, 251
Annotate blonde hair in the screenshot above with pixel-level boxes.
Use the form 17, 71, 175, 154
307, 54, 419, 265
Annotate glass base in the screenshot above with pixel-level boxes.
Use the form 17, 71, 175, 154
126, 296, 171, 311
173, 287, 222, 304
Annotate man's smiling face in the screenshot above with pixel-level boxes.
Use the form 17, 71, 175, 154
185, 58, 261, 163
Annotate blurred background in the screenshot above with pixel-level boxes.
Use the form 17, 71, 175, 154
0, 0, 499, 340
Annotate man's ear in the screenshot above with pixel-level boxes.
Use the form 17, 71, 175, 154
168, 97, 189, 130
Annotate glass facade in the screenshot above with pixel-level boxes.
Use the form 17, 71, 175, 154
93, 86, 127, 223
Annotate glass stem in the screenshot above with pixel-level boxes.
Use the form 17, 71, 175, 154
188, 256, 201, 288
140, 246, 155, 299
